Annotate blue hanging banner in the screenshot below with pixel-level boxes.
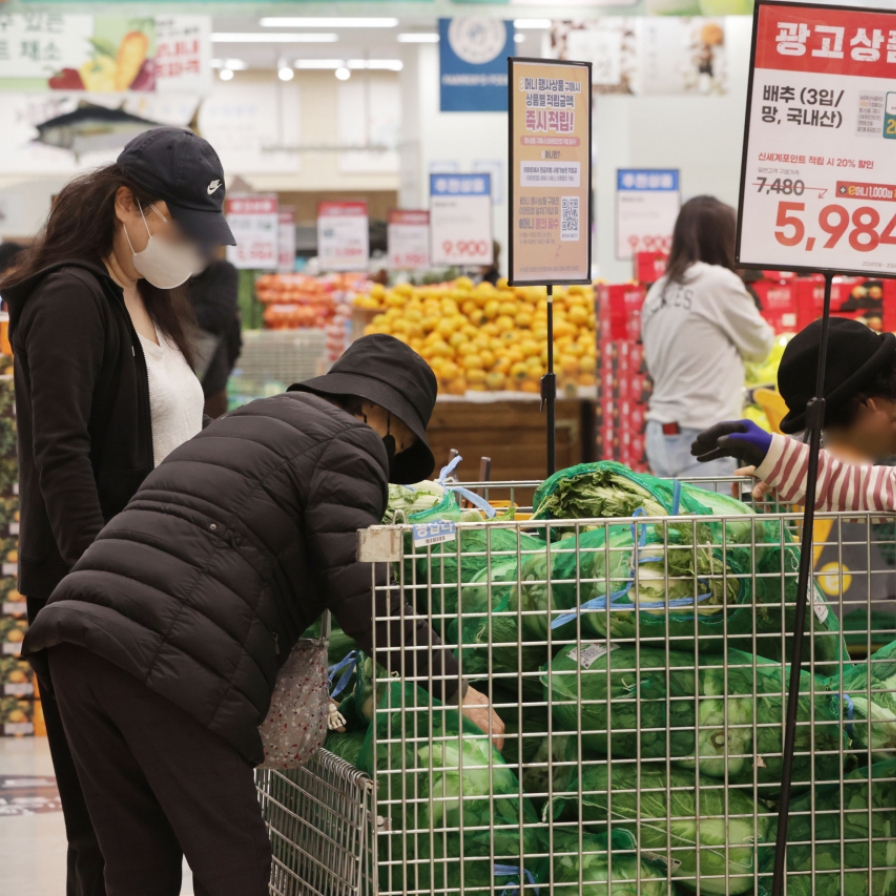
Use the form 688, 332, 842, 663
439, 17, 514, 113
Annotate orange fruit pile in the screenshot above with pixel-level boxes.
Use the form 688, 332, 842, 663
358, 277, 596, 395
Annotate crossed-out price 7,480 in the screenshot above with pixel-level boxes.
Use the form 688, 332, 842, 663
774, 201, 896, 253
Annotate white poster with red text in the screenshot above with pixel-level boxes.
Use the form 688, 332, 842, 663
317, 201, 369, 272
388, 210, 430, 270
225, 195, 278, 271
738, 1, 896, 276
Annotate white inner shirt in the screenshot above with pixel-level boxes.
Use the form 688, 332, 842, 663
138, 326, 204, 466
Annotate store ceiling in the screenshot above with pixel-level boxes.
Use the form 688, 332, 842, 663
209, 16, 544, 71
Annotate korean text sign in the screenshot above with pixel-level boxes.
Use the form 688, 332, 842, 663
388, 210, 430, 271
508, 58, 592, 286
738, 1, 896, 276
317, 202, 369, 273
429, 174, 493, 267
225, 195, 278, 271
616, 169, 680, 261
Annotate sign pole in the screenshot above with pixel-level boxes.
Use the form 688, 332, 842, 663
770, 270, 832, 896
543, 283, 557, 477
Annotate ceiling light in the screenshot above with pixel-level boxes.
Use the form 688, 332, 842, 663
346, 59, 403, 71
515, 33, 526, 43
397, 33, 439, 43
211, 33, 339, 43
278, 64, 294, 81
294, 59, 344, 69
219, 68, 234, 81
225, 58, 248, 70
335, 66, 351, 81
260, 17, 398, 28
513, 19, 552, 29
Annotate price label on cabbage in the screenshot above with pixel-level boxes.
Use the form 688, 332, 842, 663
737, 1, 896, 276
643, 852, 682, 873
411, 521, 457, 548
568, 642, 616, 669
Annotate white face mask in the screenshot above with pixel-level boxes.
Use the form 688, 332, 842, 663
123, 204, 202, 290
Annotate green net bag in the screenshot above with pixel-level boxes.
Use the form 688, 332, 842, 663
552, 761, 769, 896
530, 462, 847, 671
550, 829, 673, 896
544, 644, 845, 794
759, 760, 896, 896
335, 652, 392, 732
495, 699, 574, 812
447, 557, 559, 702
360, 681, 546, 896
835, 637, 896, 751
401, 526, 547, 636
323, 729, 366, 768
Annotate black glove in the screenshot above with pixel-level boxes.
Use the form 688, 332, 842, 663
690, 419, 773, 468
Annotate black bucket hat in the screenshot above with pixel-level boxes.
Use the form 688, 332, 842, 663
290, 334, 438, 483
778, 317, 896, 434
118, 127, 236, 248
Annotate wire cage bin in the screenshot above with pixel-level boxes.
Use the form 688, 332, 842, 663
354, 473, 896, 896
257, 749, 375, 896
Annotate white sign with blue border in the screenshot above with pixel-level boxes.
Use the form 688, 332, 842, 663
430, 173, 494, 267
615, 168, 681, 261
439, 17, 514, 113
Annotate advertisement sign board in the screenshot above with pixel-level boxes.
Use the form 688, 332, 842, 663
429, 174, 493, 268
616, 169, 680, 260
508, 57, 592, 285
278, 208, 296, 272
738, 0, 896, 276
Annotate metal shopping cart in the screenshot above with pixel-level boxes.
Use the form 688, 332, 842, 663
263, 473, 896, 895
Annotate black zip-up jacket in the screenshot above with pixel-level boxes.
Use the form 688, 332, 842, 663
5, 260, 154, 601
23, 392, 462, 765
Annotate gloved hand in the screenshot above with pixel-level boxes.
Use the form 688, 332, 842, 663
690, 420, 773, 468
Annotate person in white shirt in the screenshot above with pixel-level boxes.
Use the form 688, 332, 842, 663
640, 195, 775, 484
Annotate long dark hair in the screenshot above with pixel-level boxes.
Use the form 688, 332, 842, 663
664, 195, 737, 285
2, 164, 194, 364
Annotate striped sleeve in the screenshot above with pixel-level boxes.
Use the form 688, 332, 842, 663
755, 434, 896, 512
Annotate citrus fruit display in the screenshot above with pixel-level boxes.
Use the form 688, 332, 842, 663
357, 277, 596, 396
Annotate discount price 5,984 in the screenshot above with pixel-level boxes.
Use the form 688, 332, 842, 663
774, 201, 896, 258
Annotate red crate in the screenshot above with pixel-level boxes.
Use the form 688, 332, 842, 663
635, 252, 668, 285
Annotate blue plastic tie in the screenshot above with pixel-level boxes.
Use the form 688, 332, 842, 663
327, 650, 358, 699
435, 454, 497, 518
494, 864, 540, 896
671, 480, 682, 516
438, 455, 463, 482
836, 693, 855, 738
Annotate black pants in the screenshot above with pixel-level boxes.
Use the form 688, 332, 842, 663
28, 597, 106, 896
49, 643, 272, 896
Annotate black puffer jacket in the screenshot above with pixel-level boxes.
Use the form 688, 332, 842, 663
23, 392, 460, 764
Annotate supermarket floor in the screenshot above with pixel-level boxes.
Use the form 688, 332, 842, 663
0, 737, 194, 895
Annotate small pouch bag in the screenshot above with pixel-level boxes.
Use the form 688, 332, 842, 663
257, 638, 329, 770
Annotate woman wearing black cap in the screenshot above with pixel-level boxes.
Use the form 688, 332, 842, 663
21, 333, 503, 896
691, 317, 896, 510
0, 126, 236, 895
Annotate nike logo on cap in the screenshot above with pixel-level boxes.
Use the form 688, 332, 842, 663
207, 180, 222, 195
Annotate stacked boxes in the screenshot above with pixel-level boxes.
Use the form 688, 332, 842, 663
0, 371, 34, 736
596, 285, 651, 472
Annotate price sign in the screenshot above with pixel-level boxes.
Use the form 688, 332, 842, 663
508, 57, 592, 285
429, 174, 493, 267
317, 201, 369, 272
225, 194, 278, 271
738, 0, 896, 276
387, 210, 430, 270
616, 169, 680, 261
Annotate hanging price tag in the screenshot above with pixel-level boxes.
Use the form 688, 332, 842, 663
738, 1, 896, 276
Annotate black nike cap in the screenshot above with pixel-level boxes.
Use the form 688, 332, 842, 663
117, 127, 235, 247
